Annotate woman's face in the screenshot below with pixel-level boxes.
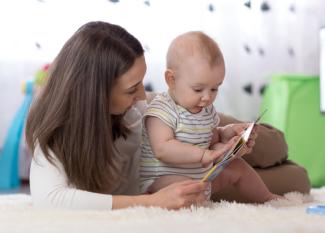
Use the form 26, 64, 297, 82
110, 56, 147, 115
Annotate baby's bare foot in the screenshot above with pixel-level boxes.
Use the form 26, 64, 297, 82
268, 193, 284, 201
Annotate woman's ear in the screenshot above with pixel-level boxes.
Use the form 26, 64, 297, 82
165, 69, 175, 88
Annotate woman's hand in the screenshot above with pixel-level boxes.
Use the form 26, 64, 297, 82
150, 180, 208, 210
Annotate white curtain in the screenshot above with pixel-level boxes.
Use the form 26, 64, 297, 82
0, 0, 324, 147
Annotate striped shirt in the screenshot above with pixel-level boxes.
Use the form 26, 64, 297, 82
140, 92, 219, 192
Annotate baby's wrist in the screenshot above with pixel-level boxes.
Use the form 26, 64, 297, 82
200, 149, 208, 165
219, 126, 229, 141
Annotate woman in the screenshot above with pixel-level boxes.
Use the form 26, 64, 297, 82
26, 21, 208, 210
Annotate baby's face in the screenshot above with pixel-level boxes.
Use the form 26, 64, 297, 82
171, 57, 225, 114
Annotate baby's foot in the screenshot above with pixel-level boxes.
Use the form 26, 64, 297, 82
268, 193, 284, 201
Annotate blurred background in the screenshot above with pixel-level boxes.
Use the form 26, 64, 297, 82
0, 0, 325, 190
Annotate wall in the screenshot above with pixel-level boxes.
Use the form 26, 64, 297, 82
0, 0, 324, 147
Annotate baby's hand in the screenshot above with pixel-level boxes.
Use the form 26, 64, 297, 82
201, 136, 240, 167
220, 123, 249, 142
237, 125, 258, 157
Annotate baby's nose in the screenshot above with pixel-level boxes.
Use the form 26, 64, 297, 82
201, 92, 212, 102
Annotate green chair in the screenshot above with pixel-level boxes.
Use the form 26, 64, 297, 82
260, 75, 325, 187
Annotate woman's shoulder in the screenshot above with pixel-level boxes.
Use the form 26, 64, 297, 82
32, 145, 62, 170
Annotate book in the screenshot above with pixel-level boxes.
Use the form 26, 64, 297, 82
201, 110, 267, 182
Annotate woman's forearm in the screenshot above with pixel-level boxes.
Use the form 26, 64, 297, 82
112, 194, 153, 209
30, 153, 114, 210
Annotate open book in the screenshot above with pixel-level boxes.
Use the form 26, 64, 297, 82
201, 110, 267, 182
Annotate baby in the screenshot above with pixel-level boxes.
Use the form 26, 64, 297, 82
140, 31, 280, 203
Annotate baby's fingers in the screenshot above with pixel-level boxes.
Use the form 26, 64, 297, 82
246, 138, 256, 148
218, 138, 238, 155
228, 135, 241, 146
233, 123, 250, 135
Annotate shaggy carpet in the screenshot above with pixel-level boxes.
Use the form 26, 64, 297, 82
0, 188, 325, 233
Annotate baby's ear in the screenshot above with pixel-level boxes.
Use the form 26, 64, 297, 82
165, 69, 175, 88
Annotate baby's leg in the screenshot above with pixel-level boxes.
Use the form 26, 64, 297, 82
148, 175, 190, 193
212, 158, 281, 203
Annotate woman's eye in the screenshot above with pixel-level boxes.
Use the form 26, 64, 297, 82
127, 88, 137, 95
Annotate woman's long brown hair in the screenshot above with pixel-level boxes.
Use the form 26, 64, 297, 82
25, 21, 144, 193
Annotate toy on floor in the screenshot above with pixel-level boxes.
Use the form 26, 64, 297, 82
0, 64, 49, 190
306, 205, 325, 216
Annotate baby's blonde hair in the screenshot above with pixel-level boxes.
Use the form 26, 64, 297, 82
166, 31, 224, 70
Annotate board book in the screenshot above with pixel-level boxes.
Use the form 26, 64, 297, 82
201, 110, 267, 182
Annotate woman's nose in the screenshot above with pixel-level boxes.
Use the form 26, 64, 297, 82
135, 83, 146, 101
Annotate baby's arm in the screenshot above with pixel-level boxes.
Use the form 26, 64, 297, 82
210, 127, 237, 153
210, 127, 222, 146
146, 116, 235, 167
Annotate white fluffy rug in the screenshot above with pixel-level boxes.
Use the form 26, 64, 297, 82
1, 189, 325, 233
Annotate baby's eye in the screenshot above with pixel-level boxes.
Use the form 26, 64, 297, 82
211, 88, 219, 92
193, 88, 203, 92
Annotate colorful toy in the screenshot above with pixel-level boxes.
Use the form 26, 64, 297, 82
0, 64, 49, 190
0, 81, 33, 189
306, 205, 325, 216
34, 63, 50, 87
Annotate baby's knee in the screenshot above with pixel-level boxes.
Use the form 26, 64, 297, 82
214, 164, 242, 188
227, 158, 249, 172
222, 158, 253, 183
